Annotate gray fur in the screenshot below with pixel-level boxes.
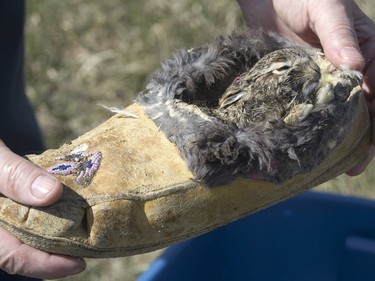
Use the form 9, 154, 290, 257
136, 30, 361, 186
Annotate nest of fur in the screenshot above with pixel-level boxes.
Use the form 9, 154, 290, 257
136, 30, 360, 186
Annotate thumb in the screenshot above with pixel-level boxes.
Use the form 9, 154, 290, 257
0, 140, 63, 206
309, 0, 365, 70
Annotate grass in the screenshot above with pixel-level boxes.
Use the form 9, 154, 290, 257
24, 0, 375, 280
25, 0, 245, 148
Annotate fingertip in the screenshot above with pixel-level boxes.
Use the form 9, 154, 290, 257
30, 175, 63, 206
346, 163, 366, 176
0, 141, 64, 206
310, 1, 365, 71
320, 36, 365, 71
65, 256, 86, 276
46, 254, 86, 278
346, 144, 375, 176
339, 46, 365, 70
33, 253, 86, 278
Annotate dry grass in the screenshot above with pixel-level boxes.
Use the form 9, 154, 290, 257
25, 0, 245, 148
24, 0, 375, 280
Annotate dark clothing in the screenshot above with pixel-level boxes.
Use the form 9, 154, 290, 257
0, 1, 43, 280
0, 0, 44, 155
0, 271, 41, 281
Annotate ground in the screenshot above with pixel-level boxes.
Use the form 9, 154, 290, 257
24, 1, 375, 280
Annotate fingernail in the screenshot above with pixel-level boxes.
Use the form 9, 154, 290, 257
31, 175, 57, 199
70, 258, 86, 275
339, 46, 365, 69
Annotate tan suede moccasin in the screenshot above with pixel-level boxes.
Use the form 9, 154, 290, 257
0, 31, 371, 258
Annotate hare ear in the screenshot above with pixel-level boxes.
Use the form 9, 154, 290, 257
219, 90, 246, 108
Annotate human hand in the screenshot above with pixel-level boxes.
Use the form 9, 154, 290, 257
0, 140, 86, 279
236, 0, 375, 175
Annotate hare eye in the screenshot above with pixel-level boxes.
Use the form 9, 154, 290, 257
270, 62, 291, 75
277, 65, 290, 71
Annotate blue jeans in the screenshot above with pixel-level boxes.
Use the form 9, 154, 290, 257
0, 0, 44, 155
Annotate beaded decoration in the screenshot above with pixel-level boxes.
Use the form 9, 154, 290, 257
48, 144, 102, 187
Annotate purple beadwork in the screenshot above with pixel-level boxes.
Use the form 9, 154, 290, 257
76, 152, 102, 186
48, 162, 82, 176
55, 152, 90, 162
47, 145, 102, 187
